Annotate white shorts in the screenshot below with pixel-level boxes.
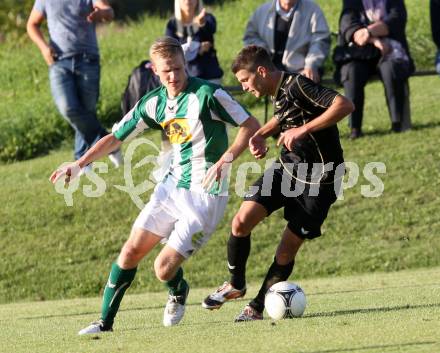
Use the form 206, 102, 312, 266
133, 176, 229, 258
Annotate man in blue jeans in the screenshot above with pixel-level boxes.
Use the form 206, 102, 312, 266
27, 0, 122, 168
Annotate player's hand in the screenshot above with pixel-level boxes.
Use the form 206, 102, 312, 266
193, 8, 207, 27
202, 153, 233, 191
249, 134, 268, 159
300, 68, 320, 83
41, 45, 57, 66
49, 162, 82, 186
277, 126, 307, 151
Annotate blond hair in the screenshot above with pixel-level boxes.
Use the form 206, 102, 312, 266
149, 36, 185, 61
174, 0, 204, 37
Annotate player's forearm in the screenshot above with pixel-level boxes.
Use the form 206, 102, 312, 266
223, 116, 260, 162
253, 117, 280, 139
77, 134, 121, 168
303, 95, 354, 134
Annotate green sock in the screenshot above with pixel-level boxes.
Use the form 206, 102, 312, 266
100, 262, 137, 328
165, 267, 188, 296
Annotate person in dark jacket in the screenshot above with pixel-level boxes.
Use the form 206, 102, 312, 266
337, 0, 414, 139
431, 0, 440, 74
166, 0, 223, 83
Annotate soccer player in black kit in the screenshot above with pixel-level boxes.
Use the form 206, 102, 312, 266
202, 45, 354, 321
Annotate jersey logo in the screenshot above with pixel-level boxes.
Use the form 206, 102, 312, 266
301, 227, 310, 235
161, 118, 192, 144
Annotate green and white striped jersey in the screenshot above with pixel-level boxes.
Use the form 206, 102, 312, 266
113, 77, 250, 194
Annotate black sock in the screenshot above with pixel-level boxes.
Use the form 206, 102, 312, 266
227, 233, 250, 290
249, 258, 295, 313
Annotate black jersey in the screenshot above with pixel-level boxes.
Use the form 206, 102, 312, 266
273, 73, 344, 183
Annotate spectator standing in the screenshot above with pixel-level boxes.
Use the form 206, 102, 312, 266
27, 0, 123, 167
243, 0, 331, 83
166, 0, 223, 83
337, 0, 414, 139
431, 0, 440, 74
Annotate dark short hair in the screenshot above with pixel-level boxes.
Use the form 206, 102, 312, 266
231, 45, 277, 74
150, 36, 184, 61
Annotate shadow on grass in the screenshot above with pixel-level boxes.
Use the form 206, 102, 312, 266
310, 282, 440, 296
340, 120, 440, 141
296, 341, 437, 353
16, 299, 440, 321
302, 302, 440, 319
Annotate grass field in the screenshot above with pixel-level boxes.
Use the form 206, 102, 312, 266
1, 267, 438, 353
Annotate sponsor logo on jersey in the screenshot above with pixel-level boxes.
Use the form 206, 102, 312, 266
161, 118, 192, 144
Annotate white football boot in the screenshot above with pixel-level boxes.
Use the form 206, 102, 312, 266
163, 286, 189, 327
78, 320, 112, 335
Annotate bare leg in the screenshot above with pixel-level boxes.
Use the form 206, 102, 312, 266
117, 227, 163, 269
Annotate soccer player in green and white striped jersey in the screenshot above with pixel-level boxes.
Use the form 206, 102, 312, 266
50, 36, 261, 333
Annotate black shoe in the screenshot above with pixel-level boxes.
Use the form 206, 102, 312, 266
349, 128, 363, 139
391, 122, 402, 133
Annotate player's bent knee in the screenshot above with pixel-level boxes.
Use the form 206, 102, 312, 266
153, 259, 174, 282
231, 214, 252, 236
120, 243, 144, 263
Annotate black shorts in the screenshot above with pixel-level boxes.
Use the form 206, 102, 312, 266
243, 163, 337, 239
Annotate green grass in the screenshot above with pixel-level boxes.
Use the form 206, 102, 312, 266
1, 74, 440, 303
0, 267, 438, 353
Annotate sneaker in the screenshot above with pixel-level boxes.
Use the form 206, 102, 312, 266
202, 281, 246, 310
78, 319, 112, 335
235, 304, 263, 322
163, 285, 189, 327
108, 149, 124, 168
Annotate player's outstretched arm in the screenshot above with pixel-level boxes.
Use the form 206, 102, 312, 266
224, 115, 261, 162
50, 134, 122, 185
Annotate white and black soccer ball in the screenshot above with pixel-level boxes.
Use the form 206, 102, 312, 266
264, 281, 307, 320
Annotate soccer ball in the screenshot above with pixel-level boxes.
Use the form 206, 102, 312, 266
264, 281, 307, 320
